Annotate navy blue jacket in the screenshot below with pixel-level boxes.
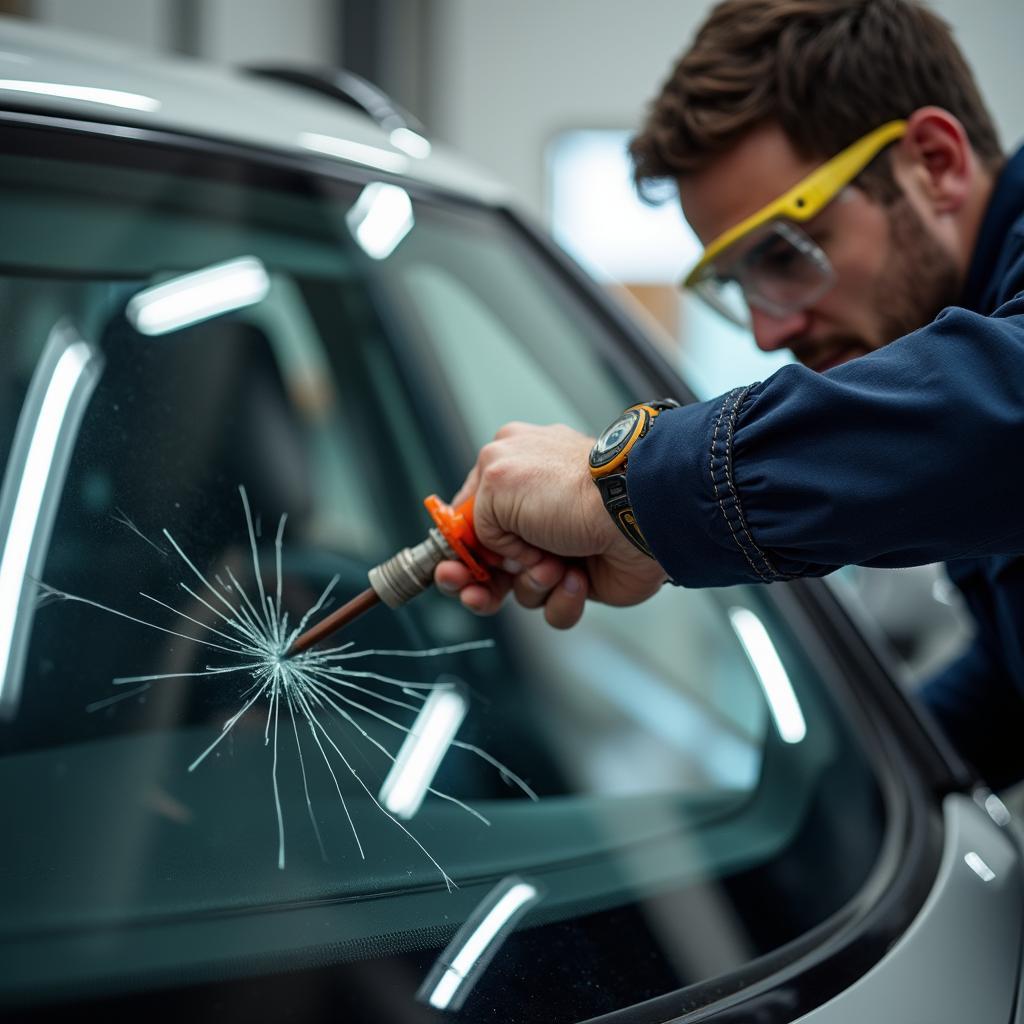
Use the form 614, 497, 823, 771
628, 146, 1024, 788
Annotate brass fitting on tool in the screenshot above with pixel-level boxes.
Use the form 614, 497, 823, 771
368, 528, 456, 608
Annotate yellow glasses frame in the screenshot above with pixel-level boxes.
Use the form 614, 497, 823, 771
683, 120, 907, 288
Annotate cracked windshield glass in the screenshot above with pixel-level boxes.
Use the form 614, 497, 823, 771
0, 130, 884, 1021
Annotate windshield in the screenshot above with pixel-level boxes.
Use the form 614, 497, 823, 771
0, 125, 885, 1022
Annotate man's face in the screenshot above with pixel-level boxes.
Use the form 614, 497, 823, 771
679, 123, 961, 371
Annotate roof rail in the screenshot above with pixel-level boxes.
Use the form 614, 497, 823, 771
246, 65, 427, 137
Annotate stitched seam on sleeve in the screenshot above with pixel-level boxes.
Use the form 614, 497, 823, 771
709, 386, 784, 582
725, 387, 786, 580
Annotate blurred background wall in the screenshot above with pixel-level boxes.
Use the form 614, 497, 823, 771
429, 0, 1024, 210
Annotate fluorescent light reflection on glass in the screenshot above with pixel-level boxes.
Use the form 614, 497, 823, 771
423, 877, 541, 1011
298, 131, 409, 173
728, 606, 807, 744
379, 684, 468, 819
126, 256, 270, 336
346, 182, 414, 260
965, 852, 996, 883
984, 793, 1011, 827
0, 325, 102, 717
0, 79, 159, 111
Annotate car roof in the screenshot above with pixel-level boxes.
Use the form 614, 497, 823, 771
0, 15, 510, 205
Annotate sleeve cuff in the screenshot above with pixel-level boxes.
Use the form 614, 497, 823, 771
626, 388, 787, 588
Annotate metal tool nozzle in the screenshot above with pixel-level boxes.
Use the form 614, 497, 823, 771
368, 528, 455, 608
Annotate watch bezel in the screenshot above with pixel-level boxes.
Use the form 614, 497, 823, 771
589, 406, 651, 476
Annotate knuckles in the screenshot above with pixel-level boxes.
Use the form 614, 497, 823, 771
493, 420, 529, 440
479, 454, 512, 488
477, 439, 504, 466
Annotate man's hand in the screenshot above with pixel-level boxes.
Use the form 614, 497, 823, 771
433, 422, 667, 628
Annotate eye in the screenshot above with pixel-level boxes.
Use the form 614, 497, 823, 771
750, 237, 799, 274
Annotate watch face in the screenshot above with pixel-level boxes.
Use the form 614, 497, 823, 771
590, 410, 641, 469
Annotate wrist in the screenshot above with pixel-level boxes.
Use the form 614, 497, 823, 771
579, 460, 622, 551
588, 400, 679, 558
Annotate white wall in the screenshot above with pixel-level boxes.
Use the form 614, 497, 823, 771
31, 0, 338, 65
428, 0, 1024, 218
931, 0, 1024, 159
198, 0, 336, 65
33, 0, 167, 51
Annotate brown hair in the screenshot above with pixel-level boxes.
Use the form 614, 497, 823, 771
630, 0, 1002, 202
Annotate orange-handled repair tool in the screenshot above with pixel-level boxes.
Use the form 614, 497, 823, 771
285, 495, 492, 657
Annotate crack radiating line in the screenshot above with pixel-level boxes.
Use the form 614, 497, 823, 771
42, 486, 536, 885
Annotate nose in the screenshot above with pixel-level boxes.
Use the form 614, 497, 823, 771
749, 306, 810, 353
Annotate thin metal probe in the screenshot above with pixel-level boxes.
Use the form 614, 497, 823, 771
286, 586, 381, 657
285, 521, 460, 658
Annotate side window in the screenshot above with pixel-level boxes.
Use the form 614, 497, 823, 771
402, 264, 587, 441
502, 594, 768, 796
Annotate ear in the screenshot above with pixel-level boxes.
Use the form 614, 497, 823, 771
893, 107, 974, 214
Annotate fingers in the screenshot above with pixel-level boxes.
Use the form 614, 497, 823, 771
434, 559, 511, 616
542, 568, 588, 629
492, 537, 545, 570
435, 559, 474, 593
511, 555, 565, 609
511, 556, 589, 627
434, 556, 588, 628
459, 577, 511, 615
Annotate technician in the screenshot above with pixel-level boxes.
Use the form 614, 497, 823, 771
435, 0, 1024, 788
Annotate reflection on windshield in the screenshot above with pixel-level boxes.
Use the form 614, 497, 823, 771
0, 320, 104, 720
346, 183, 415, 261
421, 875, 544, 1010
125, 256, 271, 337
38, 485, 535, 881
379, 682, 470, 819
728, 607, 807, 744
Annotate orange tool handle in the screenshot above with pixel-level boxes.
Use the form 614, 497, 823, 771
424, 494, 493, 582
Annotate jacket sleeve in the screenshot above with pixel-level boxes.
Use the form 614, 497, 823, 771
627, 269, 1024, 588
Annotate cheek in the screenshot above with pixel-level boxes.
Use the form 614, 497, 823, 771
816, 208, 893, 317
830, 248, 886, 303
832, 204, 890, 278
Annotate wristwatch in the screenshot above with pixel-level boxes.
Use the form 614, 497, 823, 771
589, 399, 679, 557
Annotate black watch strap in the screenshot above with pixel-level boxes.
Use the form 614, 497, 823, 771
596, 472, 654, 558
590, 398, 678, 559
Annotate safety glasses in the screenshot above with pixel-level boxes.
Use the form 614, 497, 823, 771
682, 120, 907, 328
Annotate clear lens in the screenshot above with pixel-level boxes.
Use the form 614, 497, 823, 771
692, 274, 751, 329
742, 222, 835, 314
689, 221, 835, 328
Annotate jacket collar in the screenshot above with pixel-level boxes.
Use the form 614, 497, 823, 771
961, 144, 1024, 313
